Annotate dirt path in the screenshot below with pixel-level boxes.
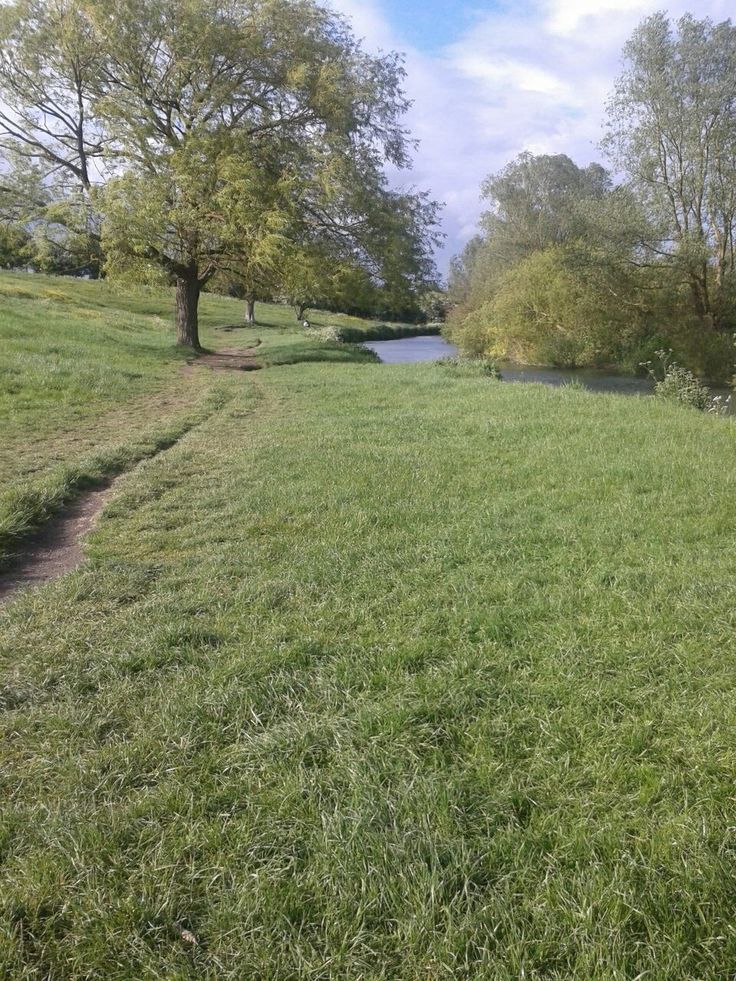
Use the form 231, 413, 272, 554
0, 483, 117, 604
1, 346, 258, 605
184, 347, 260, 374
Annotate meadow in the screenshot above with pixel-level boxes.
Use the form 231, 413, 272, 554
0, 273, 376, 566
2, 275, 736, 978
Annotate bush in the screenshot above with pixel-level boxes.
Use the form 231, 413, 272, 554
337, 323, 440, 343
643, 349, 731, 414
435, 356, 501, 378
448, 247, 636, 367
315, 325, 344, 343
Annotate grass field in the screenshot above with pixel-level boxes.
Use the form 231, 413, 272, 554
0, 272, 375, 565
2, 275, 736, 978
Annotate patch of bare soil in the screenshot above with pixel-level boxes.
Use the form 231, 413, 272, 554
184, 347, 260, 374
0, 483, 115, 604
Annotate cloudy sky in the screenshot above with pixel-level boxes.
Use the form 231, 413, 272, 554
328, 0, 734, 275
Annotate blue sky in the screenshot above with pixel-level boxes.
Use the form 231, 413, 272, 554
378, 1, 481, 51
329, 0, 735, 276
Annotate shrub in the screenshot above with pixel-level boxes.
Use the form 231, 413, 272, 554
315, 325, 345, 343
435, 356, 501, 379
643, 349, 731, 414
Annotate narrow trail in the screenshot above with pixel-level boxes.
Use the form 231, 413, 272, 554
1, 345, 261, 605
183, 347, 260, 374
0, 483, 116, 604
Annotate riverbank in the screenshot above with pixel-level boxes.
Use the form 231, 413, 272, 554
330, 321, 441, 343
365, 334, 735, 407
3, 278, 736, 978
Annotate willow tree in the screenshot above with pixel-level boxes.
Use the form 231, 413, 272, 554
214, 137, 296, 325
0, 0, 416, 349
0, 0, 104, 273
604, 13, 736, 329
0, 0, 102, 190
97, 0, 419, 348
446, 153, 613, 340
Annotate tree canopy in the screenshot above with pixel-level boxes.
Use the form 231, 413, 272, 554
604, 12, 736, 331
448, 13, 736, 380
0, 0, 440, 347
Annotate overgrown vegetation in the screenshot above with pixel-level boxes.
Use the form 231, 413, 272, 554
643, 349, 732, 414
447, 13, 736, 382
435, 355, 501, 378
318, 321, 442, 343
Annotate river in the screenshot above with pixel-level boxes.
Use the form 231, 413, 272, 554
363, 334, 733, 407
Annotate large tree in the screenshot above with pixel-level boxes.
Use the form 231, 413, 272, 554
217, 129, 442, 325
447, 153, 613, 325
96, 0, 419, 348
604, 12, 736, 330
0, 0, 432, 349
480, 153, 610, 261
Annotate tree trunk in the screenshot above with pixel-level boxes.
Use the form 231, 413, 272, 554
245, 298, 256, 324
687, 270, 715, 330
175, 275, 201, 349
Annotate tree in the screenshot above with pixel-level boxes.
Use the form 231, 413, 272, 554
455, 244, 648, 367
96, 0, 419, 348
446, 153, 617, 356
0, 0, 427, 349
363, 189, 443, 320
0, 0, 104, 274
0, 159, 43, 269
603, 13, 736, 330
0, 152, 100, 274
219, 131, 442, 325
480, 153, 610, 261
447, 235, 484, 308
216, 138, 316, 325
277, 242, 334, 321
0, 0, 103, 190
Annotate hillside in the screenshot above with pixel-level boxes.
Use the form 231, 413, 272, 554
0, 273, 379, 564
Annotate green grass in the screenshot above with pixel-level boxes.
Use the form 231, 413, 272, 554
0, 272, 375, 562
331, 322, 440, 342
2, 276, 736, 977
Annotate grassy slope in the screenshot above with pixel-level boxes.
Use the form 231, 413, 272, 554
2, 276, 736, 977
0, 272, 375, 562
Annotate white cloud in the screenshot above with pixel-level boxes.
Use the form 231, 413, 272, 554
543, 0, 653, 36
327, 0, 394, 48
328, 0, 736, 275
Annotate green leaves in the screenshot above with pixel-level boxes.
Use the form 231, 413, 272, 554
449, 14, 736, 376
604, 13, 736, 329
0, 0, 438, 344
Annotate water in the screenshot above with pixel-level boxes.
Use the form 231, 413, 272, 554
365, 335, 733, 408
363, 335, 458, 363
498, 363, 656, 395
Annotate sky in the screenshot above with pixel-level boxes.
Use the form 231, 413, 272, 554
328, 0, 735, 276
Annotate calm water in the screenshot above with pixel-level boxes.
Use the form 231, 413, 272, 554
365, 335, 733, 407
363, 335, 458, 363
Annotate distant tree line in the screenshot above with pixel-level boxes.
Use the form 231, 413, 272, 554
447, 13, 736, 381
0, 0, 442, 347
